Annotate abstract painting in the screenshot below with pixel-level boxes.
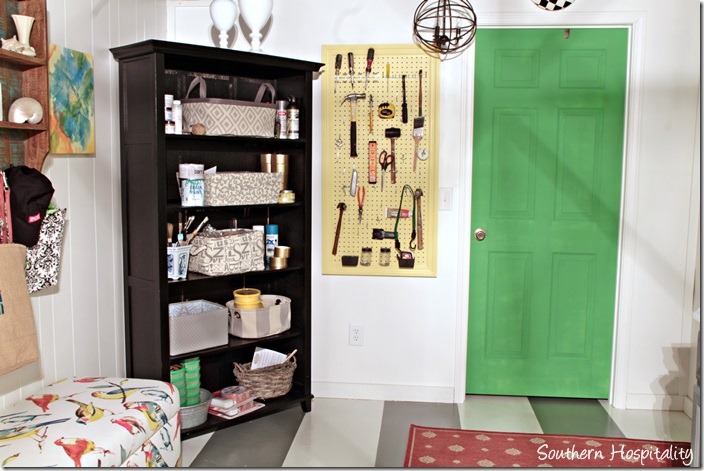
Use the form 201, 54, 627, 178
48, 44, 95, 154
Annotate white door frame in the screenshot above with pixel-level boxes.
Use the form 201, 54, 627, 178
454, 11, 647, 407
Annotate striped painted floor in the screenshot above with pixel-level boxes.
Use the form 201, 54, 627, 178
183, 395, 693, 467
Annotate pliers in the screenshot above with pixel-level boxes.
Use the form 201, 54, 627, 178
357, 186, 365, 223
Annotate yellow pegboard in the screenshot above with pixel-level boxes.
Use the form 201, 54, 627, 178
322, 44, 439, 277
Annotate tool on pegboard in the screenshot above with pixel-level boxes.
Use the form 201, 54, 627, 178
413, 69, 425, 173
378, 102, 395, 119
348, 52, 355, 89
414, 188, 424, 250
334, 53, 342, 93
349, 166, 358, 197
386, 63, 390, 92
365, 48, 374, 90
341, 93, 366, 157
368, 140, 378, 184
332, 202, 347, 256
378, 150, 394, 191
401, 74, 408, 124
368, 95, 374, 133
394, 185, 416, 267
385, 127, 400, 184
357, 186, 365, 223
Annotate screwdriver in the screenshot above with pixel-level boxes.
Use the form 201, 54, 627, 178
334, 53, 342, 93
348, 52, 355, 90
365, 48, 375, 90
386, 63, 390, 92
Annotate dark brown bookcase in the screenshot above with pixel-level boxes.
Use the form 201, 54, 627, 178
110, 39, 321, 439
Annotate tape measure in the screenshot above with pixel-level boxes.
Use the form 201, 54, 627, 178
378, 102, 395, 119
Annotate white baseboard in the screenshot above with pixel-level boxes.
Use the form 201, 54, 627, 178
312, 381, 456, 404
683, 396, 694, 419
625, 393, 685, 411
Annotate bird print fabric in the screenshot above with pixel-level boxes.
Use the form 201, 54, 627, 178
0, 377, 180, 467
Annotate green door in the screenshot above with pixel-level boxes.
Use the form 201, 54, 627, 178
467, 28, 628, 398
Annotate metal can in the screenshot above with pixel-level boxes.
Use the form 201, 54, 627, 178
275, 100, 288, 139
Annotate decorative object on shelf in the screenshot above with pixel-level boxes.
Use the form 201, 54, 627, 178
209, 0, 239, 48
412, 0, 477, 60
238, 0, 273, 52
1, 36, 24, 54
48, 44, 95, 154
8, 97, 43, 124
531, 0, 575, 11
11, 15, 36, 57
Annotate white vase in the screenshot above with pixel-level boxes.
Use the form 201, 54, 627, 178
11, 14, 35, 57
239, 0, 273, 52
209, 0, 238, 48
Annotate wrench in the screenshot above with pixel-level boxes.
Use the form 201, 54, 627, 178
332, 202, 346, 255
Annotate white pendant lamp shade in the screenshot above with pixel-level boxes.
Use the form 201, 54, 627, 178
239, 0, 273, 52
210, 0, 239, 48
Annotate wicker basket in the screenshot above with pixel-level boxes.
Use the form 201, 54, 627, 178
233, 357, 296, 399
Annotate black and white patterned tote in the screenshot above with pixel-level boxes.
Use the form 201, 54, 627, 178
25, 209, 67, 293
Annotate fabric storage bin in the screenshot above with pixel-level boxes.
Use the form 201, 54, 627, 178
169, 300, 229, 355
226, 294, 291, 339
205, 171, 283, 206
189, 228, 264, 276
181, 76, 276, 137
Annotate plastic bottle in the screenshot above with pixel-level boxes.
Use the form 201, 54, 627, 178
286, 97, 299, 139
172, 100, 183, 135
164, 94, 175, 134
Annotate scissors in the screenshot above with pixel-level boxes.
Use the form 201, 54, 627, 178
378, 150, 395, 192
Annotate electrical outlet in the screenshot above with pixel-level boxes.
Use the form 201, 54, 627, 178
439, 187, 453, 211
349, 324, 364, 346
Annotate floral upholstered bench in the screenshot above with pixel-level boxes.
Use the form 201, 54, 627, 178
0, 377, 181, 467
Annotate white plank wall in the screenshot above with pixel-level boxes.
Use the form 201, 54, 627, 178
0, 0, 167, 408
0, 0, 698, 412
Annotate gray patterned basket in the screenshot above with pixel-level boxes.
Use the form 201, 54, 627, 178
233, 357, 296, 399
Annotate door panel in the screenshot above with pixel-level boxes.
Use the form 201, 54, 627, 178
467, 28, 628, 398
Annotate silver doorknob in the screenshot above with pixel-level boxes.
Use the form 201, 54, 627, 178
474, 228, 486, 241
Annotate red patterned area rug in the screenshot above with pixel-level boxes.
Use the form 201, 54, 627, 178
404, 425, 692, 467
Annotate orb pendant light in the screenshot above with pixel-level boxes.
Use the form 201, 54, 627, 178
413, 0, 477, 60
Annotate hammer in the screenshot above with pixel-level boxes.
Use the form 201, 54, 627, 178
341, 93, 366, 157
385, 127, 400, 184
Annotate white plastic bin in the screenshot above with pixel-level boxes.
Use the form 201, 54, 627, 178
169, 300, 228, 355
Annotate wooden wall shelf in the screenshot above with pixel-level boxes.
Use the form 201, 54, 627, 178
0, 0, 49, 171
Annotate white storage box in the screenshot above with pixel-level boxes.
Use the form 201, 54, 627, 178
204, 172, 283, 206
169, 300, 229, 355
226, 295, 291, 339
